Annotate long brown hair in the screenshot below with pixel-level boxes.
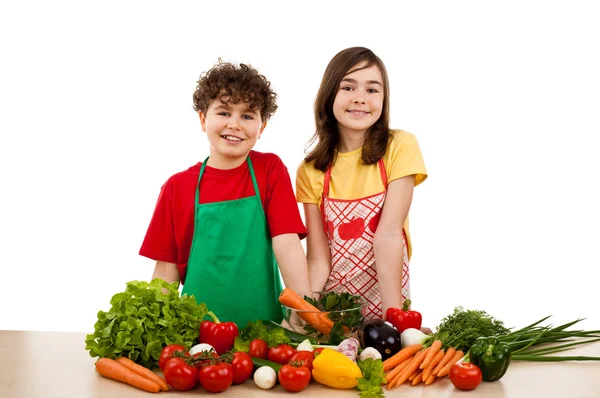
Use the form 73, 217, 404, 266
304, 47, 391, 172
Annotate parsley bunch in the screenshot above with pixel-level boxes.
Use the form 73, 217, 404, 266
425, 306, 510, 353
303, 292, 364, 345
356, 358, 386, 397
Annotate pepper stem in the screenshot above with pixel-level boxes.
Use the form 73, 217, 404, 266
206, 311, 221, 324
402, 299, 412, 311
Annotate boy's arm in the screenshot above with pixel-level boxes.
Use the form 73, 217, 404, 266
373, 175, 415, 315
152, 261, 180, 286
303, 204, 331, 293
272, 233, 312, 294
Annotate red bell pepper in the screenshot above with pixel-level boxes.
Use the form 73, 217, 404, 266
385, 299, 422, 333
199, 311, 239, 355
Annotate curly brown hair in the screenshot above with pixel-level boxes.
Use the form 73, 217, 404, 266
305, 47, 391, 172
192, 59, 278, 121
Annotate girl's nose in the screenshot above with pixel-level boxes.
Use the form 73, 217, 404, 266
353, 97, 366, 104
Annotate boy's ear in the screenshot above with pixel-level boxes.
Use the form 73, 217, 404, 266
198, 111, 207, 132
258, 120, 267, 138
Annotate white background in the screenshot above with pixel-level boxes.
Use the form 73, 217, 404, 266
1, 1, 599, 335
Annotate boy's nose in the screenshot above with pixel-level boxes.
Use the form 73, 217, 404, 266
227, 118, 242, 130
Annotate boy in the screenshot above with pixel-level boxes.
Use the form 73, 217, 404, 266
139, 60, 311, 327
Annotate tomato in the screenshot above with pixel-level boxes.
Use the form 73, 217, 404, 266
449, 362, 483, 391
192, 351, 219, 369
163, 357, 199, 391
198, 362, 234, 393
268, 344, 297, 365
231, 352, 254, 384
289, 351, 315, 372
159, 344, 188, 371
278, 363, 311, 392
248, 339, 269, 359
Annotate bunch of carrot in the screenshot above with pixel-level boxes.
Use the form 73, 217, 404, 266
382, 341, 465, 390
95, 357, 169, 393
279, 288, 336, 335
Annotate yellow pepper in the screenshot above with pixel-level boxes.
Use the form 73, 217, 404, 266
311, 348, 363, 389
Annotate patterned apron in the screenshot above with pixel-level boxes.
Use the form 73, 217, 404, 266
321, 159, 410, 319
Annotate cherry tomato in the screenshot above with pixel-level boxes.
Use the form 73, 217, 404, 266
289, 351, 315, 372
314, 347, 325, 355
192, 350, 219, 369
449, 362, 483, 391
198, 362, 234, 393
268, 344, 297, 365
248, 339, 269, 359
278, 363, 311, 392
163, 357, 198, 391
158, 344, 187, 371
231, 352, 254, 384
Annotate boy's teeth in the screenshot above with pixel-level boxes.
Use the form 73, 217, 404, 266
224, 136, 242, 142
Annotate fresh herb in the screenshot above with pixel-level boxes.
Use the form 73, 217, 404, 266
233, 320, 291, 352
303, 292, 364, 345
85, 279, 207, 369
356, 358, 386, 397
426, 306, 510, 352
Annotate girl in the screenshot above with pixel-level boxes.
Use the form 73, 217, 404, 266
296, 47, 428, 319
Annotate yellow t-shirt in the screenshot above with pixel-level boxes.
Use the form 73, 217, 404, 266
296, 129, 428, 259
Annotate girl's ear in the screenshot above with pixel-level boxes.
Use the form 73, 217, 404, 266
198, 111, 207, 132
258, 120, 267, 138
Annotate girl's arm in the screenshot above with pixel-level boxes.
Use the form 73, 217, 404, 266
273, 233, 312, 294
303, 203, 332, 292
373, 175, 415, 314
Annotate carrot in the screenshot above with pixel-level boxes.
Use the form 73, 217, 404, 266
437, 350, 465, 377
278, 288, 334, 335
420, 339, 442, 369
431, 346, 455, 377
382, 343, 423, 372
408, 369, 421, 382
95, 358, 161, 393
388, 347, 429, 390
425, 373, 437, 385
422, 349, 445, 381
115, 357, 169, 391
384, 356, 413, 384
411, 371, 424, 386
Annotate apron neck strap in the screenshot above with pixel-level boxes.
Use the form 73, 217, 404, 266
195, 156, 260, 204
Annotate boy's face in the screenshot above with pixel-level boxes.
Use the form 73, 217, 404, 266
199, 99, 266, 168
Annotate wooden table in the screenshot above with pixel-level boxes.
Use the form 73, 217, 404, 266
1, 330, 599, 397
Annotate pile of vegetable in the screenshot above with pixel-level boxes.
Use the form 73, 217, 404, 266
85, 279, 207, 368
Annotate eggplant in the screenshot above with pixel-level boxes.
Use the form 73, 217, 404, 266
358, 319, 402, 361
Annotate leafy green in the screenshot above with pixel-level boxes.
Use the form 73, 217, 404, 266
356, 358, 386, 397
233, 320, 291, 352
85, 279, 207, 369
303, 292, 364, 345
427, 306, 510, 352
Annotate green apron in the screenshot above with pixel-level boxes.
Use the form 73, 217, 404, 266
181, 156, 284, 328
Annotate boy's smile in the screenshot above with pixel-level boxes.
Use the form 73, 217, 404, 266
199, 100, 266, 169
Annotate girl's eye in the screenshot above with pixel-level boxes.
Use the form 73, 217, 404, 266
341, 86, 354, 91
367, 88, 379, 93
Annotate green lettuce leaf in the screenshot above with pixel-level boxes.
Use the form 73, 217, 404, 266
85, 279, 207, 369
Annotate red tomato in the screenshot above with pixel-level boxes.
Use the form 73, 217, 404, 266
198, 362, 234, 393
159, 344, 187, 371
268, 344, 297, 365
314, 347, 325, 355
248, 339, 269, 359
163, 357, 198, 391
289, 351, 315, 372
231, 352, 254, 384
192, 351, 219, 369
449, 362, 483, 391
278, 363, 311, 392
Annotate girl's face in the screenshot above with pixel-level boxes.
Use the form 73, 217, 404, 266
332, 62, 384, 137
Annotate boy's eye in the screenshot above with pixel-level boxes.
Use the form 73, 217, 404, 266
218, 112, 230, 116
242, 114, 255, 120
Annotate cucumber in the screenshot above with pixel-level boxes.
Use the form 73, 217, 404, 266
251, 357, 282, 373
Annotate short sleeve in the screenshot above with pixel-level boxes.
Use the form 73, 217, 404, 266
265, 156, 307, 239
386, 131, 428, 186
296, 162, 321, 204
139, 180, 179, 263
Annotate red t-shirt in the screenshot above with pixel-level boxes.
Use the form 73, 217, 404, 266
139, 151, 306, 281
